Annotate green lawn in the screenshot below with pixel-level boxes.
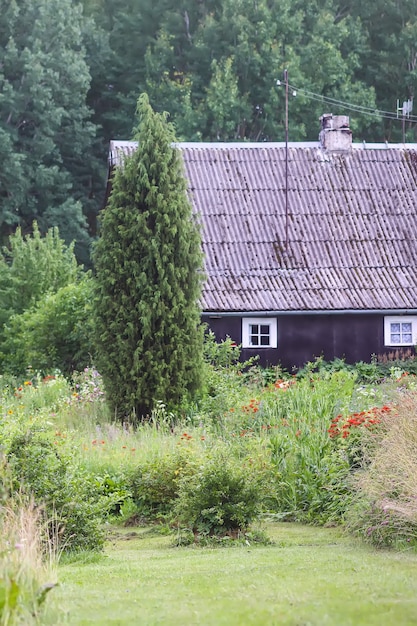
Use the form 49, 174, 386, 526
54, 523, 417, 626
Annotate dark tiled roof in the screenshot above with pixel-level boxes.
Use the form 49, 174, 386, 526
109, 141, 417, 313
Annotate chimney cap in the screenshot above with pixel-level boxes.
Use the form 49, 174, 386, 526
320, 113, 350, 130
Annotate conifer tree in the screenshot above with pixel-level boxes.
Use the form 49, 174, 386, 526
93, 94, 204, 421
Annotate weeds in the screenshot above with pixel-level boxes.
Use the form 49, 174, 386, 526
1, 356, 417, 552
346, 391, 417, 548
0, 498, 58, 625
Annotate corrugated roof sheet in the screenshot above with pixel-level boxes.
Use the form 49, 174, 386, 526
108, 141, 417, 312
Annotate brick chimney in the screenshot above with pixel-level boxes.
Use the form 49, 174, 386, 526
319, 114, 352, 152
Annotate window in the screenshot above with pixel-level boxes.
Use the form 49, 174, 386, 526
384, 316, 417, 347
242, 317, 277, 348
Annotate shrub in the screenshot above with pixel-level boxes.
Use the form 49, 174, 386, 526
6, 430, 113, 551
2, 277, 95, 376
196, 332, 259, 425
130, 444, 199, 520
173, 447, 269, 539
202, 330, 241, 368
0, 222, 81, 320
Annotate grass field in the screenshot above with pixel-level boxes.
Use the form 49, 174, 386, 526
55, 523, 417, 626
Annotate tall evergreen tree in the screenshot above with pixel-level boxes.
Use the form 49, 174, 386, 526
93, 94, 204, 421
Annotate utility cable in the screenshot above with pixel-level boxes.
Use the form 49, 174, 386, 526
285, 83, 417, 123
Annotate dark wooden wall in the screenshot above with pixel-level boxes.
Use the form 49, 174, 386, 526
202, 313, 412, 370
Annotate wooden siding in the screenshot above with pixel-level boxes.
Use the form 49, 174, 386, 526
202, 314, 416, 369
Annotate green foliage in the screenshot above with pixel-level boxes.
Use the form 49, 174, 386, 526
82, 0, 417, 145
1, 276, 95, 376
130, 446, 199, 520
0, 224, 92, 376
93, 93, 204, 421
203, 330, 241, 368
2, 349, 417, 554
0, 0, 98, 256
195, 331, 260, 425
6, 430, 111, 552
229, 370, 357, 524
0, 222, 81, 320
173, 447, 268, 539
89, 0, 380, 143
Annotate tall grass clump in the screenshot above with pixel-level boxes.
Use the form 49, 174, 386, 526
0, 498, 58, 625
240, 370, 357, 524
346, 391, 417, 549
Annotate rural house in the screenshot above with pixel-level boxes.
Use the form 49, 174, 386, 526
106, 114, 417, 370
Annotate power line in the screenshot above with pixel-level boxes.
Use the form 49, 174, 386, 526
285, 83, 417, 124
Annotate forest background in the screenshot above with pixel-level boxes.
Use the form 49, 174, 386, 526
1, 0, 416, 264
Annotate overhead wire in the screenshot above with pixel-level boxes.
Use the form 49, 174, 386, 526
285, 83, 417, 124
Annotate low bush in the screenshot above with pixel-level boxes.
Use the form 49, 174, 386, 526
129, 442, 200, 521
6, 430, 113, 551
173, 446, 271, 541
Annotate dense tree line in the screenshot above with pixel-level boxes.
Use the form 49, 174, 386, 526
1, 0, 416, 258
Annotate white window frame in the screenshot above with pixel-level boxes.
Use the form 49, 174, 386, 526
384, 316, 417, 347
242, 317, 277, 348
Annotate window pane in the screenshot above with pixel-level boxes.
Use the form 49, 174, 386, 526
250, 335, 259, 346
391, 333, 401, 343
403, 334, 412, 343
260, 335, 270, 346
250, 324, 259, 335
260, 325, 269, 335
402, 323, 412, 333
391, 323, 400, 333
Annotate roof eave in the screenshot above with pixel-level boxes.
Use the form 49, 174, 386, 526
202, 309, 417, 316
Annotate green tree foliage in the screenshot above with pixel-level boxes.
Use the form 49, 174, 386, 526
0, 222, 81, 321
81, 0, 416, 143
93, 94, 204, 421
1, 277, 95, 376
0, 0, 99, 261
0, 223, 87, 374
348, 0, 417, 141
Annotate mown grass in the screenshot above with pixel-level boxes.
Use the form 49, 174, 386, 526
55, 523, 417, 626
